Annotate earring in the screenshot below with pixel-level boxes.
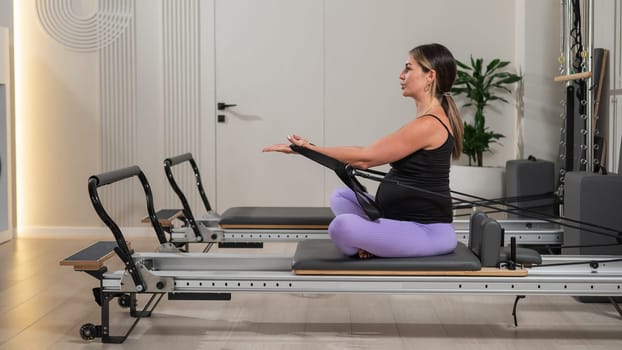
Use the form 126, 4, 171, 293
424, 83, 431, 93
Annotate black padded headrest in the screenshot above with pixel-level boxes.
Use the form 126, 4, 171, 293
498, 246, 542, 266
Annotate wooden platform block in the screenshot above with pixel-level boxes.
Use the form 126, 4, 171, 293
553, 71, 592, 82
142, 209, 184, 227
59, 241, 125, 271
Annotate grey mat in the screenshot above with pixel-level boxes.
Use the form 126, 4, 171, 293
292, 240, 481, 271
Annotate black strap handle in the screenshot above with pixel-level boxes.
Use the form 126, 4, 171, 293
289, 144, 383, 221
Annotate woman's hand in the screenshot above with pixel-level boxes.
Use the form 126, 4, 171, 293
287, 134, 310, 147
261, 143, 295, 154
262, 134, 310, 154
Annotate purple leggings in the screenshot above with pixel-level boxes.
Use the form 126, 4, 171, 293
328, 188, 457, 257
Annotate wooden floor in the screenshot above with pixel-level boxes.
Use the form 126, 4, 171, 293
1, 237, 621, 350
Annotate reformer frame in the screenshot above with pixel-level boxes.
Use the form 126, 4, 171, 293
62, 165, 622, 343
161, 153, 563, 247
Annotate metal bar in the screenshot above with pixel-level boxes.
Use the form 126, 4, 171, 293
171, 223, 563, 246
586, 0, 595, 172
168, 218, 563, 245
222, 229, 329, 242
565, 0, 572, 77
135, 252, 294, 271
609, 297, 622, 318
100, 265, 622, 296
566, 85, 575, 171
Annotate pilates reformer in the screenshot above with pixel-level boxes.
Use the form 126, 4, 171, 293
61, 157, 622, 343
159, 153, 563, 249
159, 153, 334, 250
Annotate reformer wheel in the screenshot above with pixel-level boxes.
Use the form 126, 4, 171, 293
118, 294, 132, 308
79, 323, 97, 341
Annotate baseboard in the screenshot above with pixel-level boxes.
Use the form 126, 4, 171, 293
0, 229, 15, 243
17, 226, 157, 239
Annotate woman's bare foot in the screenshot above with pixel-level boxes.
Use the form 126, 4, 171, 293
357, 249, 375, 259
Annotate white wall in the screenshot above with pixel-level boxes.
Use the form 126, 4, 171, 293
15, 0, 100, 232
0, 0, 12, 30
519, 0, 564, 162
323, 0, 519, 199
14, 0, 611, 235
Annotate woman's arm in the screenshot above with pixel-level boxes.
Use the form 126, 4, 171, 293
263, 116, 446, 169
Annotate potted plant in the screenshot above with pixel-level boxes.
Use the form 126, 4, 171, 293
451, 57, 522, 166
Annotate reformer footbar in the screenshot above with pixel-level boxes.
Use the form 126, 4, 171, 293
61, 165, 622, 343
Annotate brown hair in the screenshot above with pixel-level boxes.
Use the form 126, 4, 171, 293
410, 43, 463, 159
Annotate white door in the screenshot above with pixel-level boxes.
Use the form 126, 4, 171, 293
214, 0, 325, 212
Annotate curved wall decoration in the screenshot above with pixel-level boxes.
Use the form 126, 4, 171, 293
36, 0, 133, 51
37, 1, 138, 224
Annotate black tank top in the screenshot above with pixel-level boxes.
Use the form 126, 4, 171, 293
375, 114, 453, 223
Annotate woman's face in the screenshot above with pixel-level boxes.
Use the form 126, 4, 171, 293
399, 55, 431, 99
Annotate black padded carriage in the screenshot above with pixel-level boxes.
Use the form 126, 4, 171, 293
293, 240, 481, 273
219, 206, 334, 229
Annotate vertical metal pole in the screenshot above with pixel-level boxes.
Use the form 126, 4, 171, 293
586, 0, 595, 172
564, 0, 571, 77
566, 86, 575, 172
563, 0, 574, 173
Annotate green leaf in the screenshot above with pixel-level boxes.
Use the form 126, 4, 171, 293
485, 58, 501, 73
495, 61, 511, 70
455, 59, 471, 70
452, 55, 521, 166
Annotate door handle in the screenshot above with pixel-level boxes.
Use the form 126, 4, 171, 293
217, 102, 237, 110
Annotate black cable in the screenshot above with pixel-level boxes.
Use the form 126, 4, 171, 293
560, 242, 622, 249
452, 192, 555, 209
535, 257, 622, 268
353, 168, 622, 240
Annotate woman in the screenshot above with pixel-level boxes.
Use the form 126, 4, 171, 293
263, 43, 463, 258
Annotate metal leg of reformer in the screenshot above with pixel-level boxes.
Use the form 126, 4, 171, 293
512, 295, 526, 327
202, 242, 215, 253
95, 290, 164, 344
609, 297, 622, 318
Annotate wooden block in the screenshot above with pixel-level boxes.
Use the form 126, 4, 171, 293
59, 241, 130, 271
142, 209, 184, 227
553, 71, 592, 82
